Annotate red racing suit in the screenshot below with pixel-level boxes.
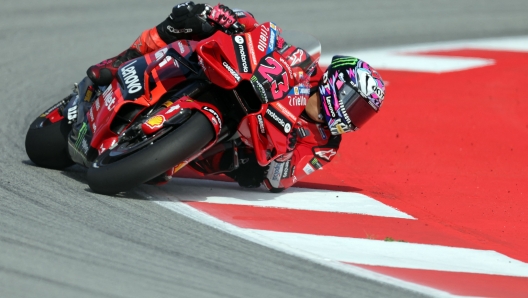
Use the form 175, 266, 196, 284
128, 3, 260, 58
184, 28, 340, 192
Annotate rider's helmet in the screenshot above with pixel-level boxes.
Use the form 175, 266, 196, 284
318, 56, 385, 135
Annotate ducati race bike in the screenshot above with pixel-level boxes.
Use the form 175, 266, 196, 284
25, 22, 321, 195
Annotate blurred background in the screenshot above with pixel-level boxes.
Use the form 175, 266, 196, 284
1, 1, 528, 297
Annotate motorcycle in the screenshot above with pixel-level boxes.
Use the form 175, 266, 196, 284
25, 21, 321, 195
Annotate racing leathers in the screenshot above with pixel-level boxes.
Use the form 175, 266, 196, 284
87, 2, 340, 192
87, 2, 259, 86
184, 28, 340, 193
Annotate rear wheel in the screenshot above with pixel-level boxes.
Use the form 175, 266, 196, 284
87, 112, 215, 195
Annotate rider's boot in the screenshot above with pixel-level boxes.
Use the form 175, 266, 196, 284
86, 48, 142, 86
86, 27, 167, 86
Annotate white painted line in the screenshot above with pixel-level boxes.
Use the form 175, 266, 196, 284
358, 35, 528, 54
161, 178, 415, 219
322, 53, 494, 73
139, 189, 458, 298
248, 230, 528, 278
321, 35, 528, 73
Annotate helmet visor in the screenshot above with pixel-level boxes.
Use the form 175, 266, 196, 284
339, 83, 378, 129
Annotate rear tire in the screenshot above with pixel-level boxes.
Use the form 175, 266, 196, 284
87, 112, 215, 195
25, 118, 74, 170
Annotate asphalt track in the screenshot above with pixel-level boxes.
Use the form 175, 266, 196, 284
1, 1, 528, 297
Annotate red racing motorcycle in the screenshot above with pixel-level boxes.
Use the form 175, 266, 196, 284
25, 22, 321, 195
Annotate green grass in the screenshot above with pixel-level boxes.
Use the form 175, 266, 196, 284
384, 237, 406, 242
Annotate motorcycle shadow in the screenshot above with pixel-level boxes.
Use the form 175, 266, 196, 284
150, 177, 365, 206
23, 160, 87, 185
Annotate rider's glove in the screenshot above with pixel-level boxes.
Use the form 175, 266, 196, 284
208, 3, 238, 30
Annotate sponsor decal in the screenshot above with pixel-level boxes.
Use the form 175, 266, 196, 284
177, 41, 186, 55
279, 56, 294, 80
293, 86, 310, 95
89, 108, 94, 122
277, 36, 285, 49
145, 115, 165, 129
84, 88, 93, 102
234, 10, 246, 17
329, 119, 353, 134
275, 102, 297, 122
222, 61, 241, 82
162, 101, 173, 108
102, 86, 116, 111
250, 75, 269, 103
296, 127, 310, 138
67, 106, 77, 122
167, 25, 192, 34
317, 124, 327, 140
372, 85, 385, 101
277, 42, 292, 54
288, 95, 307, 106
288, 49, 305, 66
257, 56, 290, 101
268, 23, 277, 53
282, 159, 291, 178
202, 106, 222, 129
265, 105, 292, 134
331, 56, 359, 68
98, 143, 105, 154
132, 38, 143, 52
198, 56, 206, 72
233, 35, 251, 73
40, 101, 63, 118
314, 148, 337, 161
303, 163, 315, 175
158, 55, 177, 68
257, 25, 269, 52
94, 98, 101, 111
75, 123, 88, 149
165, 104, 181, 114
245, 34, 258, 66
267, 161, 284, 188
176, 2, 190, 9
338, 98, 352, 125
310, 157, 323, 170
92, 123, 97, 132
325, 96, 336, 117
81, 139, 90, 155
155, 48, 168, 61
170, 162, 187, 175
268, 27, 276, 52
120, 60, 143, 94
257, 114, 266, 134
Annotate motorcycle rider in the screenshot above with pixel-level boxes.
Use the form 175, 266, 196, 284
87, 2, 259, 86
86, 2, 386, 192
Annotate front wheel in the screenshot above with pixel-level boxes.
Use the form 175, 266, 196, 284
87, 112, 215, 195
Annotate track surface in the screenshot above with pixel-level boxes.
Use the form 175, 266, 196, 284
2, 1, 528, 297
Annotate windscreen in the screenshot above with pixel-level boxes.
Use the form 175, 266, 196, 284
279, 30, 321, 74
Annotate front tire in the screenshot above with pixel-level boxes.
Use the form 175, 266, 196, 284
87, 112, 215, 195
